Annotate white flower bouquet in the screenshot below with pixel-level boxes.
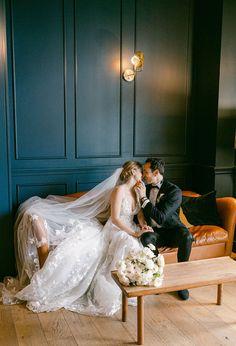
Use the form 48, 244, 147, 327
116, 244, 165, 287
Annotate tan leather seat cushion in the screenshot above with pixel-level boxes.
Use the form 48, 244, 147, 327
190, 225, 228, 246
159, 225, 228, 254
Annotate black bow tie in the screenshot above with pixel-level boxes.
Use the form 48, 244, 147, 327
150, 185, 159, 189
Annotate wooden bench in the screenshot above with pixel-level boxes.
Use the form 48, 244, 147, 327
112, 256, 236, 345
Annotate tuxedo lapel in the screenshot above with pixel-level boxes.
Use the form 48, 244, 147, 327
155, 179, 167, 204
156, 187, 162, 201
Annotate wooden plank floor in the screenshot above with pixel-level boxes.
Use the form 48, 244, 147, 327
1, 282, 236, 346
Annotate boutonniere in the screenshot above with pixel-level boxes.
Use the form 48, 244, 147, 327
157, 193, 165, 203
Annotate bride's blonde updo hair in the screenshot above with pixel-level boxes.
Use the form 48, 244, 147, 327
119, 160, 142, 183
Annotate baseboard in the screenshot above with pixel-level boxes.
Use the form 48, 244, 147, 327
231, 252, 236, 260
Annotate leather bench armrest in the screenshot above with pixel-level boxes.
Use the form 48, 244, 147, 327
216, 197, 236, 255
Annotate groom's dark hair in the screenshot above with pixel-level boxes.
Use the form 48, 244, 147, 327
145, 158, 165, 175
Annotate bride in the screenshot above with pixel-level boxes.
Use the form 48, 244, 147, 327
3, 161, 153, 315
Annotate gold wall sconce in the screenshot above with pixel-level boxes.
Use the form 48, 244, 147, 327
123, 51, 144, 82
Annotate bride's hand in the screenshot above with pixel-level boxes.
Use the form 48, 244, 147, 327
140, 224, 153, 231
136, 227, 154, 238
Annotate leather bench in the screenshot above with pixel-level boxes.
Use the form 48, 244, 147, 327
67, 191, 236, 264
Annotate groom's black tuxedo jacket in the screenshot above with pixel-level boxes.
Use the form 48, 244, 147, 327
142, 179, 184, 229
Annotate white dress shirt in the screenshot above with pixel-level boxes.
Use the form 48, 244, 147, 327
141, 180, 163, 228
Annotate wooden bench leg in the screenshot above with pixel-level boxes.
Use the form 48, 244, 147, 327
217, 284, 223, 305
137, 296, 144, 345
122, 292, 128, 322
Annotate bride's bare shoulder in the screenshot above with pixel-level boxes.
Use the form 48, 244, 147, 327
111, 185, 126, 204
112, 184, 126, 196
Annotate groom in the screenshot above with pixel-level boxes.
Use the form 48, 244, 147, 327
135, 158, 193, 300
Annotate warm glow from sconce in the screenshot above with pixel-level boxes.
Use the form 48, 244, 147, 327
0, 22, 7, 64
123, 51, 144, 82
111, 58, 121, 75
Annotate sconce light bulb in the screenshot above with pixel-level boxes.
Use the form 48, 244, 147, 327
131, 51, 144, 72
131, 54, 140, 66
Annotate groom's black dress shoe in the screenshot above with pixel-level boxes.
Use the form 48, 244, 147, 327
177, 289, 189, 300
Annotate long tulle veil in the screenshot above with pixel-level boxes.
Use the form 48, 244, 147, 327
14, 167, 123, 287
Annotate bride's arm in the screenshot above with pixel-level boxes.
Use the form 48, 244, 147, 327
110, 187, 146, 238
137, 210, 150, 229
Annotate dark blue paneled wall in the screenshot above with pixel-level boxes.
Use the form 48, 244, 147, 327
8, 0, 193, 205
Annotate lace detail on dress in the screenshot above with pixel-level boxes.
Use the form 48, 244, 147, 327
119, 196, 140, 226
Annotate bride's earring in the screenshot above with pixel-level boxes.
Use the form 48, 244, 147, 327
132, 168, 139, 182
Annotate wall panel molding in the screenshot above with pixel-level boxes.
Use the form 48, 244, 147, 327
12, 165, 119, 177
16, 183, 68, 205
10, 0, 68, 160
133, 0, 192, 158
12, 165, 119, 206
214, 166, 234, 174
214, 165, 234, 197
74, 0, 122, 159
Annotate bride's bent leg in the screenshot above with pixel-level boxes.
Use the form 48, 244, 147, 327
31, 215, 49, 268
37, 244, 49, 268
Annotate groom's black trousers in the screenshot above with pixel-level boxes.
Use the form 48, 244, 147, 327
140, 226, 193, 262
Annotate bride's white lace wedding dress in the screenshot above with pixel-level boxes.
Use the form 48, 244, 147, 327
15, 195, 142, 316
